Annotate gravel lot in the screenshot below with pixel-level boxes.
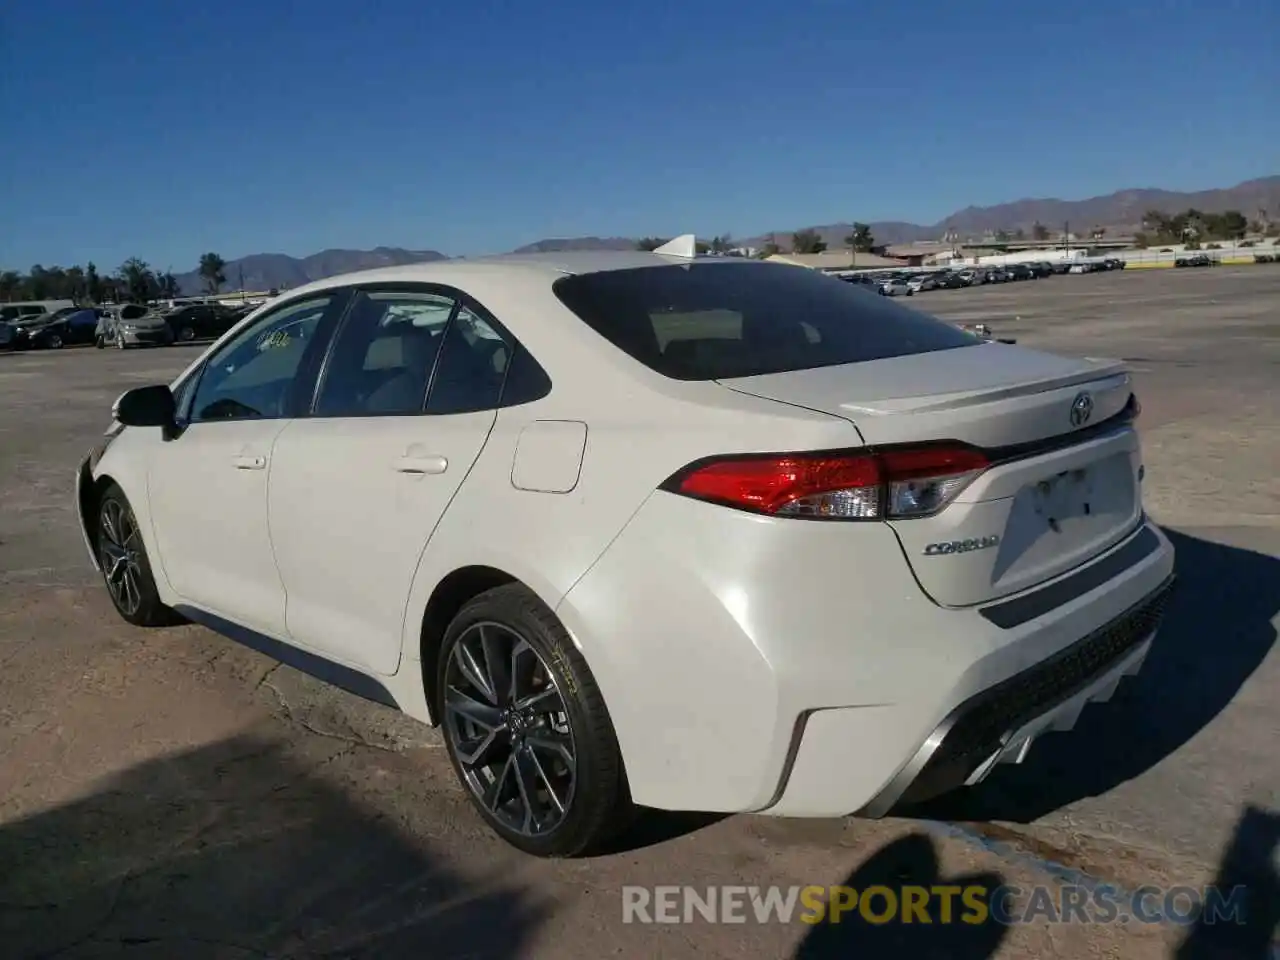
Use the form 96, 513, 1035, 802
2, 267, 1277, 959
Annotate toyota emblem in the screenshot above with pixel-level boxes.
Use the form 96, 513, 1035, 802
1070, 391, 1094, 427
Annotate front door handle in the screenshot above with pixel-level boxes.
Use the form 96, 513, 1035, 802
393, 455, 448, 475
233, 454, 267, 470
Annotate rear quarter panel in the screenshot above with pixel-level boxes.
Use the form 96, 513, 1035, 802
394, 354, 861, 707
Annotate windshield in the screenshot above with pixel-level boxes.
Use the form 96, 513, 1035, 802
552, 261, 977, 381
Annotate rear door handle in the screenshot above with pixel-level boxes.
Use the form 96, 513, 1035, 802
393, 455, 448, 476
233, 454, 267, 470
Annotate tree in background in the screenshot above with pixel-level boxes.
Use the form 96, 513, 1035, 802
118, 258, 155, 304
759, 240, 780, 258
64, 265, 86, 301
199, 252, 227, 294
157, 272, 181, 299
844, 222, 875, 254
1091, 226, 1107, 240
708, 234, 733, 254
1032, 221, 1050, 241
791, 229, 826, 254
1013, 227, 1026, 241
86, 262, 102, 302
0, 271, 21, 301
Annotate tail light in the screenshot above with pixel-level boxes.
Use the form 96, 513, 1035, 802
661, 445, 989, 520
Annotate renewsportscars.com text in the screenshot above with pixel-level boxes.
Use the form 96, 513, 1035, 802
621, 883, 1248, 927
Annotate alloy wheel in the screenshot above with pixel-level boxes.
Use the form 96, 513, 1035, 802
443, 622, 577, 837
99, 499, 143, 617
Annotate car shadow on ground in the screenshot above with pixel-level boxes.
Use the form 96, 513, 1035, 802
1175, 804, 1280, 959
596, 809, 731, 855
907, 527, 1279, 823
791, 832, 1008, 958
0, 735, 549, 959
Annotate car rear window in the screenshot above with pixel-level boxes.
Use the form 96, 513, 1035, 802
552, 261, 978, 380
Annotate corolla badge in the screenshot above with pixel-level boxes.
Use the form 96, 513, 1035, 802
923, 535, 1001, 557
1070, 391, 1094, 428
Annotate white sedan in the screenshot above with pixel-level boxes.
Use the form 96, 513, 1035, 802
76, 238, 1175, 857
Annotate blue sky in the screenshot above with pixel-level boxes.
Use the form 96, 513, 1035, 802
2, 0, 1276, 272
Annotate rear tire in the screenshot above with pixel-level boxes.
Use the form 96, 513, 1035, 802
437, 583, 631, 857
96, 483, 179, 627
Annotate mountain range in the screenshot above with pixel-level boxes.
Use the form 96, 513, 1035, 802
741, 175, 1280, 250
177, 176, 1277, 293
174, 246, 446, 296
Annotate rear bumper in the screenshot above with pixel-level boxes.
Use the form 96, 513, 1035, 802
558, 492, 1176, 817
858, 574, 1173, 816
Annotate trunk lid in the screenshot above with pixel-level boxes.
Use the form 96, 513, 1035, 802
720, 343, 1143, 607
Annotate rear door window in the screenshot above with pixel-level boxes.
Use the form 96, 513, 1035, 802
552, 261, 978, 380
312, 290, 457, 417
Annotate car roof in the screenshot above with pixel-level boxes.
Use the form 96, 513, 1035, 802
281, 250, 750, 299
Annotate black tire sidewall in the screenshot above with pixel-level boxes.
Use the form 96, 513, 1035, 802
436, 584, 626, 857
97, 484, 173, 627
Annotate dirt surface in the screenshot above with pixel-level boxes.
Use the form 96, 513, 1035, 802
2, 267, 1278, 959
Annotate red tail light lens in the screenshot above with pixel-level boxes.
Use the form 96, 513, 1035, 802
665, 445, 988, 520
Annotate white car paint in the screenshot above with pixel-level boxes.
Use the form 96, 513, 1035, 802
77, 249, 1174, 847
879, 277, 912, 296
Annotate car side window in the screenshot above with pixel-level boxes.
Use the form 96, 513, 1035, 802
189, 294, 334, 423
425, 306, 513, 415
312, 290, 457, 417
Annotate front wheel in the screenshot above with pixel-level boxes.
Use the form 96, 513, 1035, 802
178, 326, 196, 342
437, 583, 631, 857
96, 483, 179, 627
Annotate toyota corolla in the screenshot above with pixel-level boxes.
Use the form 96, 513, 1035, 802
75, 238, 1174, 857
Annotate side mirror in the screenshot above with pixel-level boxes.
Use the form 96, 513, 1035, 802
113, 385, 176, 429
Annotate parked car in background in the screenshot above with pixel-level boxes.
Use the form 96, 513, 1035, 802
163, 303, 246, 343
906, 273, 938, 294
1175, 254, 1212, 268
934, 271, 966, 289
879, 276, 912, 296
5, 306, 101, 349
77, 249, 1173, 858
96, 303, 175, 349
0, 299, 76, 324
838, 274, 881, 293
1005, 263, 1034, 281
